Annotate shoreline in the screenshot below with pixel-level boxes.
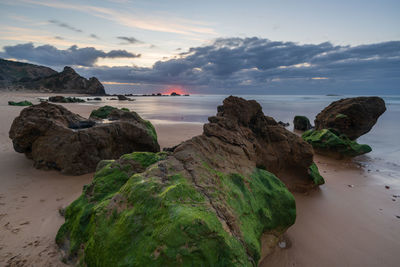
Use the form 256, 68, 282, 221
0, 92, 399, 266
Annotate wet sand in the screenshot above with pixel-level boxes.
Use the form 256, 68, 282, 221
0, 92, 399, 266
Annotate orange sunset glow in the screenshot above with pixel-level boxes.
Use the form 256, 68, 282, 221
163, 87, 188, 95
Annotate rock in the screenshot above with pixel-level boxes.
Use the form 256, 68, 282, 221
8, 101, 32, 106
293, 115, 312, 131
117, 95, 128, 101
315, 97, 386, 140
278, 121, 290, 127
9, 102, 159, 175
48, 96, 85, 103
0, 59, 105, 95
0, 58, 56, 89
278, 241, 287, 249
302, 129, 372, 157
93, 97, 102, 101
56, 96, 324, 266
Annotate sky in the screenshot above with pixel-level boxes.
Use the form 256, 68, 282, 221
0, 0, 399, 94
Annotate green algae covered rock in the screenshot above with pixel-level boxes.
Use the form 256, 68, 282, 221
89, 106, 157, 144
302, 129, 372, 157
89, 105, 118, 119
8, 100, 33, 106
56, 152, 296, 266
293, 115, 312, 131
57, 96, 327, 266
308, 163, 325, 185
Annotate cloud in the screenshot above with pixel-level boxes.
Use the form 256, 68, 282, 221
48, 19, 82, 33
2, 37, 399, 93
117, 36, 141, 44
2, 43, 141, 67
18, 0, 216, 36
75, 37, 400, 93
90, 34, 100, 39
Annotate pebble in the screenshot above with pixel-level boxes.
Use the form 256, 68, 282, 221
347, 184, 354, 188
385, 185, 390, 189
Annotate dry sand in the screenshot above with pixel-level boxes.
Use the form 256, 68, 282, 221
0, 92, 399, 266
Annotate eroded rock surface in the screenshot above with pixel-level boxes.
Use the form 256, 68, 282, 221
56, 96, 324, 267
315, 96, 386, 140
9, 102, 159, 175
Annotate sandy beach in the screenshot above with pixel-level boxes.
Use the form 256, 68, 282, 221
0, 92, 399, 266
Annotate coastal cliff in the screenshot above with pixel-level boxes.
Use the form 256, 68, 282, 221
0, 58, 105, 95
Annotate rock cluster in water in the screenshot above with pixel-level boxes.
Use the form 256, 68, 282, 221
302, 96, 386, 157
9, 102, 159, 175
56, 96, 324, 266
48, 95, 85, 103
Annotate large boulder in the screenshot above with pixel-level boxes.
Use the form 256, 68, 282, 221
56, 96, 324, 266
9, 102, 159, 175
315, 96, 386, 140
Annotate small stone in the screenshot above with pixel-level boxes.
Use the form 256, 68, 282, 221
347, 184, 354, 188
278, 241, 286, 248
385, 185, 390, 189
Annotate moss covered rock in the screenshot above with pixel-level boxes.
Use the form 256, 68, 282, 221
293, 115, 312, 131
89, 106, 157, 144
89, 105, 118, 119
302, 129, 372, 157
8, 100, 33, 106
56, 152, 295, 266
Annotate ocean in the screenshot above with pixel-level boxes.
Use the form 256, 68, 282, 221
82, 94, 400, 184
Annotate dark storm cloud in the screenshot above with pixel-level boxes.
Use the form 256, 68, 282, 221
48, 19, 83, 33
76, 37, 400, 93
2, 43, 141, 67
2, 37, 399, 93
117, 36, 142, 44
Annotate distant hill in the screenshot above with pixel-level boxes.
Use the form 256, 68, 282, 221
0, 59, 105, 95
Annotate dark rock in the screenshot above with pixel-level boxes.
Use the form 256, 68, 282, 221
0, 59, 105, 95
0, 58, 56, 89
93, 97, 102, 101
9, 102, 159, 175
8, 100, 33, 106
49, 96, 85, 103
278, 121, 290, 127
293, 115, 312, 131
56, 96, 323, 266
68, 120, 96, 130
315, 97, 386, 140
117, 95, 128, 101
